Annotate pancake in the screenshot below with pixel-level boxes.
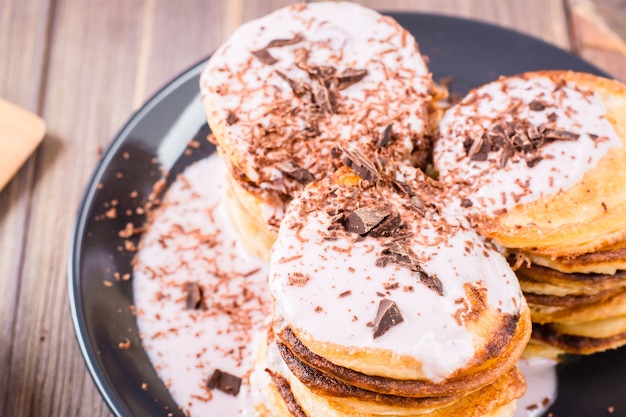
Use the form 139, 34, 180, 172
253, 333, 524, 417
515, 263, 626, 297
262, 166, 530, 415
526, 238, 626, 275
433, 71, 626, 258
532, 323, 626, 355
525, 287, 626, 325
200, 2, 434, 258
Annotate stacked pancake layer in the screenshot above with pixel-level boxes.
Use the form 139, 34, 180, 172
433, 71, 626, 357
200, 2, 433, 259
253, 167, 531, 416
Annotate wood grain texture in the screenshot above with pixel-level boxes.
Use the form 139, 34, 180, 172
0, 1, 623, 416
568, 0, 626, 80
0, 0, 52, 413
2, 1, 145, 416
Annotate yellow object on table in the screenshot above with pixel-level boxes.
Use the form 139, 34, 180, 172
0, 98, 46, 192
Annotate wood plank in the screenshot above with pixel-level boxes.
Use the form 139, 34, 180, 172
242, 0, 570, 50
568, 0, 626, 80
0, 0, 52, 414
2, 1, 146, 416
135, 0, 233, 106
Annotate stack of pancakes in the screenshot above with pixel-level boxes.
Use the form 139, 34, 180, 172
433, 71, 626, 357
200, 1, 435, 260
251, 167, 531, 416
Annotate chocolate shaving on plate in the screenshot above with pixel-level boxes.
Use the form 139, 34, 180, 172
207, 369, 242, 396
372, 298, 404, 339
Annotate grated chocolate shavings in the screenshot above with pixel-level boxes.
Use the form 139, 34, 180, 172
528, 99, 546, 111
287, 272, 310, 287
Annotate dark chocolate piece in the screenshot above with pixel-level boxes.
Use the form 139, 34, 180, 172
341, 147, 380, 182
207, 369, 242, 396
526, 155, 543, 167
251, 48, 278, 65
368, 212, 403, 238
528, 100, 546, 111
337, 68, 368, 90
304, 107, 322, 136
376, 124, 393, 148
277, 161, 315, 184
376, 242, 443, 296
372, 299, 404, 338
226, 111, 238, 125
343, 207, 389, 235
313, 83, 335, 114
264, 34, 304, 48
185, 281, 203, 310
276, 70, 309, 97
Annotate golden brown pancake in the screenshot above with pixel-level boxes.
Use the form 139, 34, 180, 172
433, 71, 626, 258
200, 2, 434, 259
526, 238, 626, 275
532, 322, 626, 355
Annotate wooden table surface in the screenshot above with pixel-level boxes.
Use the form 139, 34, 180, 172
1, 0, 625, 416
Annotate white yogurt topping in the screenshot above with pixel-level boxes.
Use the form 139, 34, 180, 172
133, 155, 269, 416
433, 75, 622, 216
269, 175, 524, 381
200, 1, 431, 194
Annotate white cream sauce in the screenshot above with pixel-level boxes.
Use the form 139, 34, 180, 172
515, 358, 558, 417
133, 154, 269, 416
133, 155, 557, 415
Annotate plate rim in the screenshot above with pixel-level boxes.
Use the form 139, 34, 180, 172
67, 11, 610, 417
